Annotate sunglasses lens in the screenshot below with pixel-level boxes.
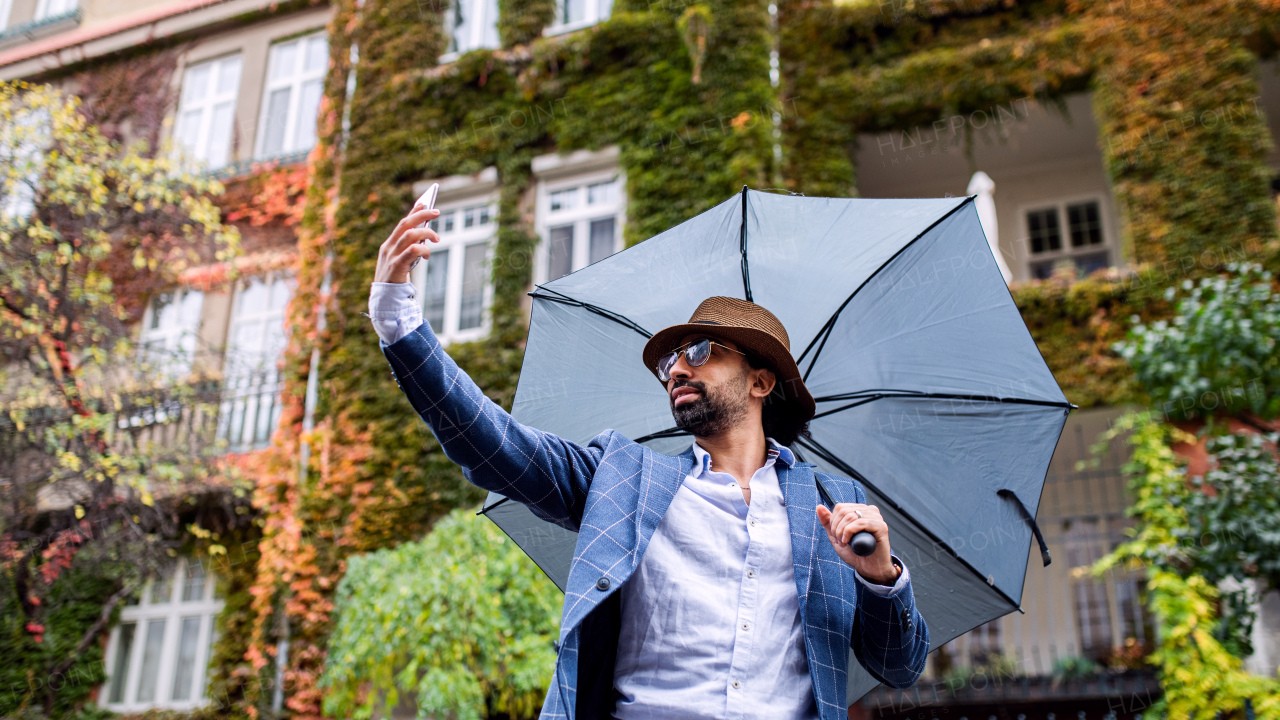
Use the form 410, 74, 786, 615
686, 338, 711, 367
657, 352, 678, 381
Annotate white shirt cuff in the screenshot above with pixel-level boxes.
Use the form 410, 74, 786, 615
369, 281, 423, 345
854, 555, 910, 597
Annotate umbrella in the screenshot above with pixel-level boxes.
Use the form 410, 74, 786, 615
480, 188, 1072, 703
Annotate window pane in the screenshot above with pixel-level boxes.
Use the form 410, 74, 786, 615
270, 41, 297, 83
171, 616, 202, 701
182, 560, 207, 602
238, 279, 268, 318
561, 0, 585, 24
1026, 208, 1060, 254
206, 102, 234, 167
1073, 250, 1110, 277
598, 0, 613, 20
181, 64, 210, 107
293, 79, 323, 151
148, 566, 175, 605
449, 0, 470, 53
135, 619, 167, 703
261, 88, 290, 157
548, 225, 573, 281
458, 242, 487, 331
588, 217, 615, 265
1067, 201, 1103, 248
216, 56, 242, 95
442, 210, 455, 232
423, 249, 449, 333
587, 179, 615, 205
481, 0, 501, 47
108, 622, 136, 703
304, 36, 328, 73
549, 187, 577, 211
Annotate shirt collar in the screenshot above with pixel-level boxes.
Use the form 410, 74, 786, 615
689, 437, 796, 478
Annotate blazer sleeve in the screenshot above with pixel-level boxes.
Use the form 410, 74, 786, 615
381, 321, 602, 531
846, 481, 930, 689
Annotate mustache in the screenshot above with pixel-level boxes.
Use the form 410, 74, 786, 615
669, 379, 707, 396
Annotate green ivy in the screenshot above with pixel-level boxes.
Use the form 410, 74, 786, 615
319, 508, 560, 720
1115, 263, 1280, 421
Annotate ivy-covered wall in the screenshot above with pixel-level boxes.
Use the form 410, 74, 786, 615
233, 0, 1280, 715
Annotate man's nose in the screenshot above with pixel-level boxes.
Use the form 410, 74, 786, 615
669, 352, 695, 381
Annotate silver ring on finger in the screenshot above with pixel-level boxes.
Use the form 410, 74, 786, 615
854, 509, 863, 519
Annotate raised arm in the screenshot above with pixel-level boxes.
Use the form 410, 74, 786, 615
373, 204, 601, 531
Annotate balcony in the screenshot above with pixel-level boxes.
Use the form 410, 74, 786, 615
0, 8, 82, 51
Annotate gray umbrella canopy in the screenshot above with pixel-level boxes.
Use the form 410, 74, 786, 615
480, 189, 1071, 703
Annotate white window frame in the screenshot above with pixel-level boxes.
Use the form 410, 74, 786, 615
174, 53, 243, 170
34, 0, 76, 20
100, 558, 224, 713
410, 191, 498, 345
139, 289, 205, 380
254, 30, 328, 161
545, 0, 613, 36
1017, 193, 1114, 281
532, 151, 626, 287
0, 0, 14, 31
439, 0, 501, 63
217, 272, 293, 453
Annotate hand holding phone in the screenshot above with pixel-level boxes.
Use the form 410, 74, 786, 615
409, 183, 440, 270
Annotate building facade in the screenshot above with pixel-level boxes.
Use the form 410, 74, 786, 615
3, 0, 1279, 717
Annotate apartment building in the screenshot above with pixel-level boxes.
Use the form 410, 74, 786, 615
0, 0, 336, 712
5, 0, 1278, 716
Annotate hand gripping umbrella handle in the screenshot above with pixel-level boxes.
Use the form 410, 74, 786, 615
815, 476, 877, 557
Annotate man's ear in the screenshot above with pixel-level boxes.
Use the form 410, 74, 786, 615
750, 366, 776, 399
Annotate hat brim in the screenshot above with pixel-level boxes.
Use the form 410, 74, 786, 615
642, 323, 817, 423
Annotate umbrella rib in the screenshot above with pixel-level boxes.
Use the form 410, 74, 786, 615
796, 197, 976, 381
811, 389, 1075, 419
529, 288, 653, 339
739, 185, 753, 302
795, 435, 1022, 611
633, 426, 691, 444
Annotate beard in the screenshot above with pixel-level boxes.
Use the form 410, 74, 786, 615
670, 376, 750, 438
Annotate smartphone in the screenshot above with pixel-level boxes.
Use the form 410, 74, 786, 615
409, 182, 440, 270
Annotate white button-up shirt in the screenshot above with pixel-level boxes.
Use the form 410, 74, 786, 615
613, 440, 908, 720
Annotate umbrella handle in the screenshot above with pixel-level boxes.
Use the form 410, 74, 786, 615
851, 531, 877, 557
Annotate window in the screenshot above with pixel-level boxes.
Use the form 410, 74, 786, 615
0, 0, 13, 31
411, 197, 496, 342
441, 0, 500, 59
140, 289, 204, 379
218, 274, 292, 452
174, 55, 242, 169
34, 0, 76, 20
256, 32, 328, 160
536, 173, 623, 284
102, 558, 223, 712
1024, 198, 1111, 280
547, 0, 612, 33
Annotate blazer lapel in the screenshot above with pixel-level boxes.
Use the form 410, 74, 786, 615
780, 462, 819, 612
632, 445, 694, 571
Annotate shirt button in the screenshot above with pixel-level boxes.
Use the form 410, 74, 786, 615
749, 519, 757, 527
596, 577, 610, 591
731, 680, 741, 689
746, 569, 755, 578
741, 622, 749, 631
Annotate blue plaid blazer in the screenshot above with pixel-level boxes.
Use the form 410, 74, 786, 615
383, 322, 929, 720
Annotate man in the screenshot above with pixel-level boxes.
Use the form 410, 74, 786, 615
369, 204, 929, 720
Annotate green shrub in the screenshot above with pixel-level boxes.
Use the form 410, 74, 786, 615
1115, 263, 1280, 421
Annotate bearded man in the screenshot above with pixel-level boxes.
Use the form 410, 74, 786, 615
368, 204, 930, 720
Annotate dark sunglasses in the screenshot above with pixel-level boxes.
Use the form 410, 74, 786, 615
656, 338, 746, 382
